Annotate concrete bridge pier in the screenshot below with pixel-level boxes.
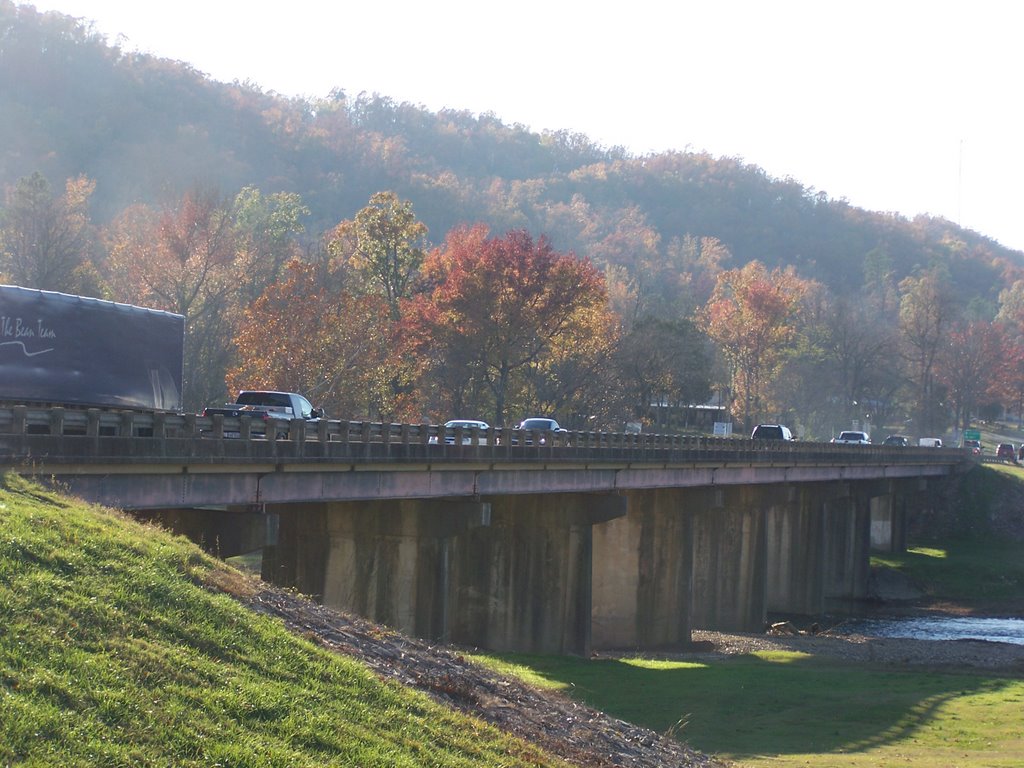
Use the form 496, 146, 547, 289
868, 479, 909, 553
765, 484, 827, 617
591, 488, 694, 650
689, 486, 769, 632
822, 482, 872, 609
263, 499, 491, 643
264, 493, 625, 656
446, 492, 626, 655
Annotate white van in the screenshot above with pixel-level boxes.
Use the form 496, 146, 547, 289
918, 437, 943, 448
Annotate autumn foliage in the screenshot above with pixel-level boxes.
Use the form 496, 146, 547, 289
700, 261, 809, 429
226, 260, 394, 420
406, 226, 608, 426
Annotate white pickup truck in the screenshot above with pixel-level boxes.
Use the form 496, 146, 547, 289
202, 390, 325, 438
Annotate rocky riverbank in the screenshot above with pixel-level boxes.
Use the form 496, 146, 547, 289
680, 626, 1024, 671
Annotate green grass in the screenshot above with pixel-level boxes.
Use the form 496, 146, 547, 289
867, 464, 1024, 604
871, 539, 1024, 603
470, 650, 1024, 767
0, 474, 566, 767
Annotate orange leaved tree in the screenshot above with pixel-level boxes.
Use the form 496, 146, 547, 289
699, 261, 809, 430
226, 260, 393, 419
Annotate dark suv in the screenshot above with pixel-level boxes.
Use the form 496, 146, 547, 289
751, 424, 794, 440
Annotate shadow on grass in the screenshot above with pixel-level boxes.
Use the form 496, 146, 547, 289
485, 651, 1015, 759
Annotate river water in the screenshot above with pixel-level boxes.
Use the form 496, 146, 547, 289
835, 616, 1024, 646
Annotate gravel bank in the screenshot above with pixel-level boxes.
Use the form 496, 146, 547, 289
682, 627, 1024, 671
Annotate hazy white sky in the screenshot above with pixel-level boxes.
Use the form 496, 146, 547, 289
22, 0, 1024, 252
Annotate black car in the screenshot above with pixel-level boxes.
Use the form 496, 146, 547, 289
514, 417, 568, 445
882, 435, 910, 447
751, 424, 794, 440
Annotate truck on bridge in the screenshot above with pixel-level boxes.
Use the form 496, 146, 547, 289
0, 284, 184, 413
202, 390, 326, 439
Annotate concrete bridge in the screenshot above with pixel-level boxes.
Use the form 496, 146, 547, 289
0, 406, 968, 655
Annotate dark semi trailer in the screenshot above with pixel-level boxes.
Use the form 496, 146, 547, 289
0, 285, 184, 413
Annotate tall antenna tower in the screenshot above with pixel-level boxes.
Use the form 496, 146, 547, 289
957, 139, 963, 227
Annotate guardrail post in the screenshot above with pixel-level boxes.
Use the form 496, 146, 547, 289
318, 419, 330, 453
12, 406, 27, 436
291, 418, 305, 446
49, 407, 65, 436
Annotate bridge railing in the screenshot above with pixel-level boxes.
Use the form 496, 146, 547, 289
0, 405, 972, 468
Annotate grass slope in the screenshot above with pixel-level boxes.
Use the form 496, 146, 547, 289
0, 475, 564, 767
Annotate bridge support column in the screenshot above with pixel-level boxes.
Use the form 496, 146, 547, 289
689, 486, 768, 632
591, 488, 692, 650
447, 493, 626, 655
326, 498, 494, 641
823, 482, 872, 608
270, 499, 491, 643
765, 484, 827, 617
869, 480, 907, 553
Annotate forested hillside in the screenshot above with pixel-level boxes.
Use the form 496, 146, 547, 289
2, 0, 1023, 441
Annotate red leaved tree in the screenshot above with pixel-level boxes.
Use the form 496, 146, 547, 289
938, 320, 1008, 434
405, 226, 607, 426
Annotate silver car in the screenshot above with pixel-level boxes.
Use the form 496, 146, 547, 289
428, 419, 491, 445
831, 430, 871, 445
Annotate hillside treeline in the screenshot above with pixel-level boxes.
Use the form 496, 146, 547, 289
2, 1, 1024, 439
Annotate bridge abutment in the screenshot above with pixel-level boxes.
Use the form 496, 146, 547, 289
135, 506, 269, 559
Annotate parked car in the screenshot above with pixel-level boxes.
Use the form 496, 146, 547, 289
996, 443, 1016, 460
882, 434, 910, 447
918, 437, 943, 448
751, 424, 794, 440
428, 419, 491, 445
961, 438, 982, 455
514, 417, 568, 445
831, 430, 871, 445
